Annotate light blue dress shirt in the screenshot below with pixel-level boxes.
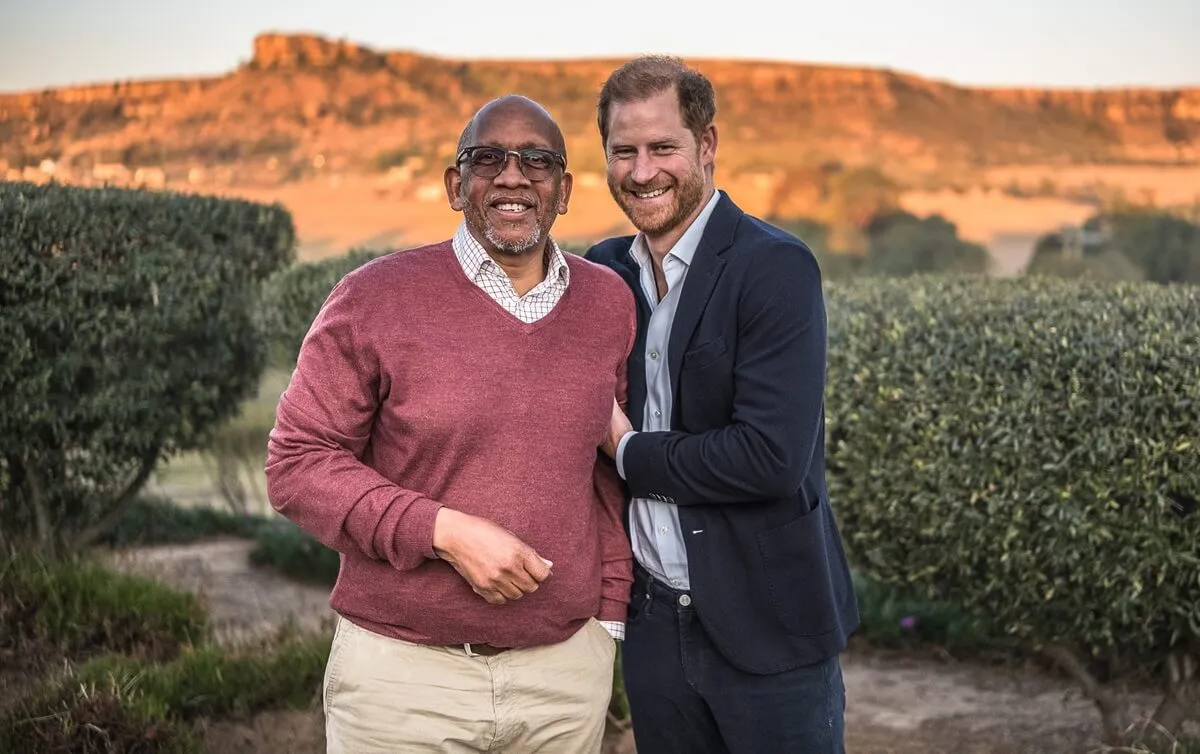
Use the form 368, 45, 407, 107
616, 188, 722, 589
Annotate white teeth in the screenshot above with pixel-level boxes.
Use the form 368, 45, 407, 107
634, 188, 667, 199
496, 203, 529, 212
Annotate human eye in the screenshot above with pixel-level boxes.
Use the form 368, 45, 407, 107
472, 148, 504, 166
521, 150, 554, 169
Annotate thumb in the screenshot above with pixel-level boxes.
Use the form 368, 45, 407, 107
524, 551, 553, 582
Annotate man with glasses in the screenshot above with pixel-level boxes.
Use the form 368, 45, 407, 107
267, 94, 636, 753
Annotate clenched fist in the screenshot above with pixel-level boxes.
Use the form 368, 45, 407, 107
431, 508, 553, 605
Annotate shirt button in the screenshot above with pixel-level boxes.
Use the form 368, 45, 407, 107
649, 351, 660, 360
653, 410, 662, 418
678, 594, 692, 607
659, 526, 669, 534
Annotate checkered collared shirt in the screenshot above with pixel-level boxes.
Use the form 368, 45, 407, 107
450, 222, 626, 642
452, 223, 570, 323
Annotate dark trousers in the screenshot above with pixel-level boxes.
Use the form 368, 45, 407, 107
622, 566, 846, 754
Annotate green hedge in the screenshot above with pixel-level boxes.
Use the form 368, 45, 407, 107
260, 247, 389, 365
826, 275, 1200, 743
0, 181, 294, 554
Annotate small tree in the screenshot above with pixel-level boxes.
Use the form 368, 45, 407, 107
0, 182, 294, 554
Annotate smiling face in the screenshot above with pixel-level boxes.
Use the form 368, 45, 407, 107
603, 88, 715, 249
444, 97, 572, 258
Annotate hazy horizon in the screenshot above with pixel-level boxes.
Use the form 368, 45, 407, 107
1, 0, 1197, 93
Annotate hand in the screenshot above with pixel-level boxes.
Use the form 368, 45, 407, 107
432, 508, 553, 605
600, 397, 633, 459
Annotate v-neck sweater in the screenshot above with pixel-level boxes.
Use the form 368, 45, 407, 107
266, 240, 637, 647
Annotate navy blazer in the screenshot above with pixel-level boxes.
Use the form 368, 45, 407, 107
585, 193, 859, 674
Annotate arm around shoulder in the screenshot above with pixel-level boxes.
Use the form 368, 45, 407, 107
622, 242, 827, 503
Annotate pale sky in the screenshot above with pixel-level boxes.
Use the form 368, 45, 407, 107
1, 0, 1197, 93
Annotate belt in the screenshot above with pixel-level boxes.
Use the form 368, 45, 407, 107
448, 642, 510, 657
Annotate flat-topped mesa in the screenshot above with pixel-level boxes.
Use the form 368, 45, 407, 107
250, 32, 389, 70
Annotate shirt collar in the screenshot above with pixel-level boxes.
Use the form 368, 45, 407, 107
452, 222, 570, 288
630, 188, 722, 270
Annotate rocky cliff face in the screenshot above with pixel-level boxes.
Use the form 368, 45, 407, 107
2, 33, 1195, 184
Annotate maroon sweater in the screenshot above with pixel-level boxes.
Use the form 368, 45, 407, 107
265, 241, 636, 647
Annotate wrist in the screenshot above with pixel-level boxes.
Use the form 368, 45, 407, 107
431, 507, 464, 562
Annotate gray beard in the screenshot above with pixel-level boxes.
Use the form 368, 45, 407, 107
485, 224, 542, 255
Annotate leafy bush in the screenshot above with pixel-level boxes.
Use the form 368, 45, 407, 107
0, 181, 295, 554
0, 550, 209, 663
260, 246, 390, 365
250, 520, 340, 586
826, 275, 1200, 744
100, 495, 269, 548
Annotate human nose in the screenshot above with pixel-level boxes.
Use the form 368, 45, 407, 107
493, 152, 532, 187
629, 152, 658, 185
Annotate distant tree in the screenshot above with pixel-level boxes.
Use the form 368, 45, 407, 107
864, 212, 989, 277
1106, 211, 1200, 284
1029, 211, 1200, 284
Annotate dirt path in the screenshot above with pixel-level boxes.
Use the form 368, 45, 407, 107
109, 539, 1169, 754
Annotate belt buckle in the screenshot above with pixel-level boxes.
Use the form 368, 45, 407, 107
463, 642, 480, 657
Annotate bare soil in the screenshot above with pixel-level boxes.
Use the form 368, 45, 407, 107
105, 539, 1181, 754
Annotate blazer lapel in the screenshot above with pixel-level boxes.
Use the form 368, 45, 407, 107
667, 194, 740, 402
617, 247, 651, 430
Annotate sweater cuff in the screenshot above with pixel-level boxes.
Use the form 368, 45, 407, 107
598, 597, 629, 623
351, 494, 441, 571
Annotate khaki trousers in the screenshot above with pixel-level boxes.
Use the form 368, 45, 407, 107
323, 616, 616, 753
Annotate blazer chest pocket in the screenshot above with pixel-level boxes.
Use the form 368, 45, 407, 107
682, 335, 728, 372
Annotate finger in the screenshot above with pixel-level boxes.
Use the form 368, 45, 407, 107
495, 579, 526, 601
476, 587, 507, 605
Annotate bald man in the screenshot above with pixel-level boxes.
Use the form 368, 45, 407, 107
267, 95, 638, 753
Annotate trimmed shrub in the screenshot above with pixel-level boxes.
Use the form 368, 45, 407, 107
260, 246, 389, 365
249, 520, 340, 586
826, 275, 1200, 744
0, 181, 295, 554
0, 550, 209, 663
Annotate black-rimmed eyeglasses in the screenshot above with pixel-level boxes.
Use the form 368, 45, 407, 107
456, 146, 566, 181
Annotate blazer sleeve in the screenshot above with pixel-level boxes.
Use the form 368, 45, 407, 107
620, 241, 826, 504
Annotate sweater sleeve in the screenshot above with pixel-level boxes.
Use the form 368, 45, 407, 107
595, 302, 637, 621
265, 275, 442, 572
